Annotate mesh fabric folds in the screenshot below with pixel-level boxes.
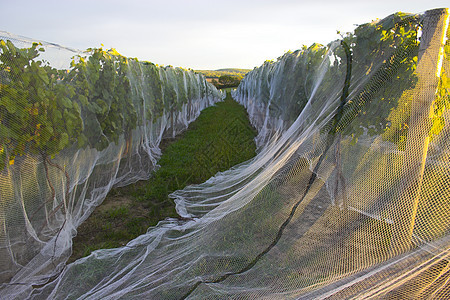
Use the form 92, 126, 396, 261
0, 32, 224, 297
1, 8, 450, 300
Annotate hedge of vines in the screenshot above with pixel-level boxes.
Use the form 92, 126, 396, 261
0, 41, 215, 170
234, 12, 449, 148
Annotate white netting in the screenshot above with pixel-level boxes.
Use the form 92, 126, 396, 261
0, 32, 224, 291
1, 8, 449, 300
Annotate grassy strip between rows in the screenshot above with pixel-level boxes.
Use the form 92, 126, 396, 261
69, 90, 257, 263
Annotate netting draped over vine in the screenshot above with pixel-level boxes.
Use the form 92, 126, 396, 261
0, 32, 224, 291
1, 8, 450, 300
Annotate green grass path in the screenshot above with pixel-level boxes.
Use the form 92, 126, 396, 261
70, 91, 257, 262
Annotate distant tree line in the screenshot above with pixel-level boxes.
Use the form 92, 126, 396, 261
195, 69, 251, 89
210, 75, 241, 89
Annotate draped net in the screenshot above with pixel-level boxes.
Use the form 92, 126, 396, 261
0, 31, 224, 296
1, 8, 449, 300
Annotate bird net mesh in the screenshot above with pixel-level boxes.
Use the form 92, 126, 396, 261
1, 8, 449, 300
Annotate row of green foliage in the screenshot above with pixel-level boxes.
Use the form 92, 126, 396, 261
0, 41, 218, 170
235, 12, 450, 149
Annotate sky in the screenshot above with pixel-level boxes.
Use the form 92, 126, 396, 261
0, 0, 449, 70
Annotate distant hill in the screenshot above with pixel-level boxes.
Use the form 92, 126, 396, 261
215, 68, 252, 74
195, 68, 251, 79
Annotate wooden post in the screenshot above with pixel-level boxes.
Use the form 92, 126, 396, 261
187, 98, 191, 121
391, 8, 449, 250
170, 105, 175, 138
